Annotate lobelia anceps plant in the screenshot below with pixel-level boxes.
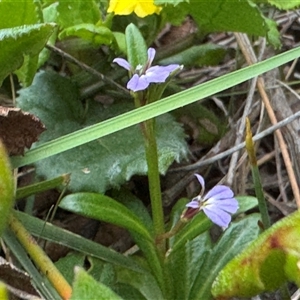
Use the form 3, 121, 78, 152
106, 23, 257, 300
183, 174, 239, 228
113, 23, 182, 246
113, 47, 180, 93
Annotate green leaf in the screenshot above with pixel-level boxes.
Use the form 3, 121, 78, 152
59, 193, 153, 242
170, 210, 212, 254
0, 23, 55, 85
16, 174, 70, 200
55, 253, 86, 285
71, 267, 122, 300
15, 210, 144, 273
111, 189, 153, 233
56, 0, 100, 29
189, 214, 261, 300
59, 192, 164, 294
125, 23, 148, 69
159, 44, 226, 67
11, 46, 300, 169
59, 24, 114, 46
235, 195, 258, 215
0, 141, 14, 237
166, 232, 212, 300
258, 0, 300, 9
17, 71, 188, 193
115, 262, 164, 300
3, 228, 61, 299
212, 210, 300, 299
189, 0, 268, 36
0, 0, 42, 28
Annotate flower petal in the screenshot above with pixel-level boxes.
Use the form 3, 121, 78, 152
134, 2, 162, 17
113, 58, 131, 71
186, 199, 200, 209
127, 74, 149, 91
107, 0, 136, 15
204, 198, 239, 214
205, 185, 234, 201
147, 48, 156, 66
194, 173, 205, 191
202, 206, 232, 228
144, 64, 180, 83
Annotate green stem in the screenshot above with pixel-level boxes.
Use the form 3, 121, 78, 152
245, 118, 270, 229
8, 212, 72, 300
251, 165, 270, 229
142, 118, 165, 239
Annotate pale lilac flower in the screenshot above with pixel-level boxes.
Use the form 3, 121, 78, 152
113, 47, 180, 92
183, 174, 239, 228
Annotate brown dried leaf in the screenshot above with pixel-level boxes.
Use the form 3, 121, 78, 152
0, 257, 41, 299
0, 106, 45, 156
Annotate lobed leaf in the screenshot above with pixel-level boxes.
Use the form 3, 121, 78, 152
17, 71, 188, 193
11, 46, 300, 169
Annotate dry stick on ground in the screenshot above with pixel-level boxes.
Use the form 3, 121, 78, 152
165, 110, 300, 205
46, 44, 129, 95
234, 32, 300, 208
226, 75, 257, 185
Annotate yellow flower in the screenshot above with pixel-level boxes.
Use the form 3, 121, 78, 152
107, 0, 162, 18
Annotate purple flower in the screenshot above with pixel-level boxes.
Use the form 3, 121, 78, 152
113, 48, 180, 92
183, 174, 239, 228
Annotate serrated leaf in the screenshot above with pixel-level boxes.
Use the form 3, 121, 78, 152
125, 23, 148, 69
59, 24, 114, 45
0, 24, 55, 85
0, 141, 14, 237
212, 210, 300, 299
71, 267, 122, 300
189, 214, 261, 300
17, 71, 188, 193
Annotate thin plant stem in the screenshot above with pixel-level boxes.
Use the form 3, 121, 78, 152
8, 212, 72, 300
142, 118, 165, 239
133, 93, 165, 247
245, 118, 270, 229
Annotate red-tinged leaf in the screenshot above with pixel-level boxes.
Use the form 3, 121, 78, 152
212, 210, 300, 299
